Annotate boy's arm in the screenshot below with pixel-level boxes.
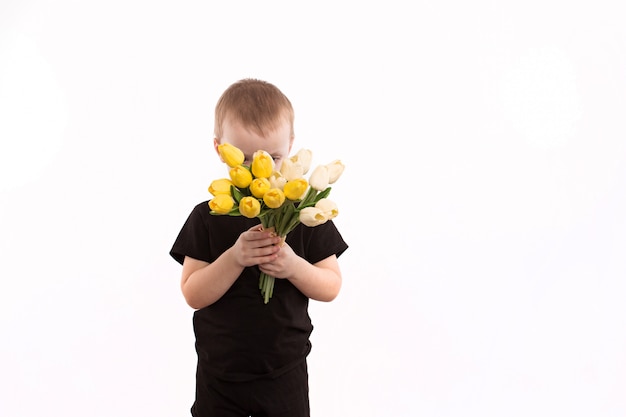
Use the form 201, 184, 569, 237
288, 255, 342, 302
260, 250, 343, 302
180, 254, 240, 309
180, 225, 281, 309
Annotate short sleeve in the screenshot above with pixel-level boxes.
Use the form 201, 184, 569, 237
169, 202, 212, 265
294, 220, 348, 265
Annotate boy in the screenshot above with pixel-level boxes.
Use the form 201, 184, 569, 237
170, 78, 348, 417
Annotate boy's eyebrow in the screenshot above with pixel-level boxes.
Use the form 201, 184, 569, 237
243, 148, 285, 159
259, 149, 284, 156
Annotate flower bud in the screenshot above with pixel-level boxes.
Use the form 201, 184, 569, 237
268, 171, 287, 190
208, 178, 233, 196
326, 160, 345, 184
251, 150, 274, 178
229, 165, 253, 188
239, 196, 261, 218
315, 198, 338, 219
208, 194, 234, 214
308, 165, 329, 191
250, 178, 271, 198
283, 178, 308, 201
291, 149, 313, 174
280, 158, 304, 181
299, 207, 328, 227
263, 188, 286, 209
218, 143, 245, 167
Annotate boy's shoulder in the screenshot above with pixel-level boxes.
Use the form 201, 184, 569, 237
186, 200, 259, 230
192, 199, 210, 209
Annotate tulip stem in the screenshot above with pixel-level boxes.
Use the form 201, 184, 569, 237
300, 187, 318, 207
260, 272, 275, 304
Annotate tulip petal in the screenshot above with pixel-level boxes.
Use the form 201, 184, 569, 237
251, 150, 275, 178
218, 143, 245, 168
208, 178, 233, 196
326, 160, 345, 184
299, 207, 328, 227
229, 166, 253, 188
280, 158, 304, 181
315, 198, 339, 219
283, 178, 309, 201
291, 149, 313, 175
239, 196, 261, 218
309, 165, 329, 191
250, 177, 271, 198
268, 171, 287, 190
263, 188, 286, 209
209, 194, 234, 214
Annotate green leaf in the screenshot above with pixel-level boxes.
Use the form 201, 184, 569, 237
209, 208, 241, 216
297, 187, 333, 210
300, 187, 318, 206
277, 204, 296, 235
314, 187, 332, 202
231, 185, 245, 204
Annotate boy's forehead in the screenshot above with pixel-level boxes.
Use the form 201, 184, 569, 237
225, 113, 290, 133
221, 117, 291, 154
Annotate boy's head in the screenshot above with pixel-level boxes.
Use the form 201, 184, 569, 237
213, 79, 295, 168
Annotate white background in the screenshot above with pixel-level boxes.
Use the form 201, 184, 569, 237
1, 1, 625, 416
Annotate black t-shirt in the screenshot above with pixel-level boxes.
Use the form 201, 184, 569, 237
170, 201, 348, 381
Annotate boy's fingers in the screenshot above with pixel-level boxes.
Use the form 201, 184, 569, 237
245, 225, 276, 241
248, 224, 264, 232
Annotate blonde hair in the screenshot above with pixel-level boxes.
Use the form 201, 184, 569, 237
214, 78, 295, 139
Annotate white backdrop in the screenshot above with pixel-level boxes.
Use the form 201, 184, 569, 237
1, 1, 625, 416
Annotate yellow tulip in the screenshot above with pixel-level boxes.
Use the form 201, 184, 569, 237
229, 165, 253, 188
208, 178, 233, 196
250, 178, 271, 198
283, 178, 308, 201
251, 150, 274, 178
263, 188, 286, 209
218, 143, 245, 167
299, 207, 328, 227
280, 158, 304, 181
326, 160, 345, 184
315, 198, 338, 219
308, 165, 329, 191
208, 194, 234, 214
268, 171, 287, 190
239, 196, 261, 218
290, 149, 313, 174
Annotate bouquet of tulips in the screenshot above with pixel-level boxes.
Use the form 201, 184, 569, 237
208, 143, 345, 304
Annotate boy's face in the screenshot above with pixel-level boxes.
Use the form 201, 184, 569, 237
214, 117, 294, 170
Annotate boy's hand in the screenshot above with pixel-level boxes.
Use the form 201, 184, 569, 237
258, 242, 300, 279
232, 224, 282, 268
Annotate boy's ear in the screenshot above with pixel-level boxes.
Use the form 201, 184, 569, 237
213, 138, 224, 161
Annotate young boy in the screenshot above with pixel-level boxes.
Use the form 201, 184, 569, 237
170, 78, 348, 417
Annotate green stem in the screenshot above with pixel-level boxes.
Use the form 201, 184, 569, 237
299, 187, 318, 208
260, 272, 275, 304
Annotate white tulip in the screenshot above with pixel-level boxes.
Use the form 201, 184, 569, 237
308, 165, 329, 191
326, 160, 345, 184
268, 171, 286, 190
299, 207, 328, 227
280, 158, 304, 181
291, 149, 313, 175
315, 198, 338, 219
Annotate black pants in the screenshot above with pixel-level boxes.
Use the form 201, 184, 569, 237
191, 361, 310, 417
